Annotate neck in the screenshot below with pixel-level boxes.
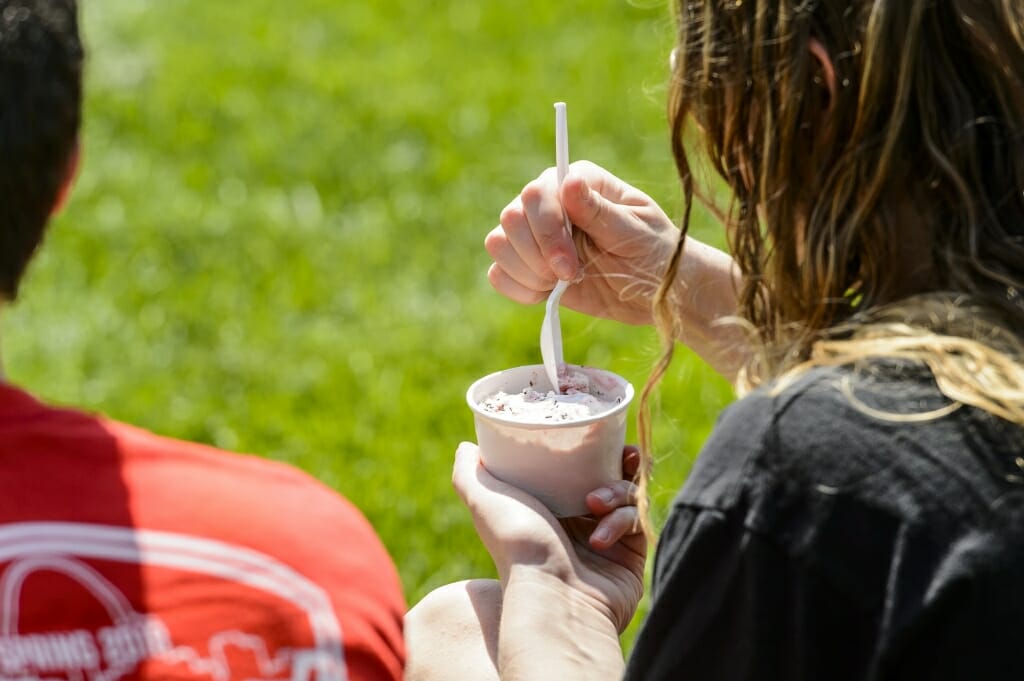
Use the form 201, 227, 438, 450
885, 202, 939, 302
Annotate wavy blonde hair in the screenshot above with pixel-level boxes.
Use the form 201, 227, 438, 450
635, 0, 1024, 531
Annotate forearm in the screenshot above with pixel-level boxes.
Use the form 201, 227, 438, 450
671, 237, 747, 382
498, 566, 625, 681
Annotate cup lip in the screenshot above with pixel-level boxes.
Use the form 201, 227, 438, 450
466, 364, 635, 429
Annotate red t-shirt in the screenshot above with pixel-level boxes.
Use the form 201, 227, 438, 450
0, 383, 406, 680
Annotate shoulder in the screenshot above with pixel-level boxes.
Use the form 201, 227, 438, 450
107, 419, 408, 678
675, 364, 859, 510
676, 361, 978, 509
671, 358, 1024, 564
103, 418, 350, 506
6, 395, 394, 572
102, 417, 397, 563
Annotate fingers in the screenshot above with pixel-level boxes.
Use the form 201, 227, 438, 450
520, 168, 579, 281
486, 263, 546, 305
588, 506, 641, 550
486, 160, 668, 308
485, 217, 556, 297
495, 201, 555, 287
586, 478, 639, 515
586, 475, 641, 549
487, 167, 580, 293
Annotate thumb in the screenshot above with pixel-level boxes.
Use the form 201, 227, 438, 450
452, 442, 555, 522
452, 441, 487, 510
451, 442, 528, 514
560, 174, 641, 248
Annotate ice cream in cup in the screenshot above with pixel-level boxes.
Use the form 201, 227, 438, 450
466, 364, 635, 517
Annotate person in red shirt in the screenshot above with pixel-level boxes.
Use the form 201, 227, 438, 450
0, 2, 406, 679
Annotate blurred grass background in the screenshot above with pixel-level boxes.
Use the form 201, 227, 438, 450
5, 0, 734, 646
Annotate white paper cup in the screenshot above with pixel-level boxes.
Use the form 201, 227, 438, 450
466, 364, 634, 517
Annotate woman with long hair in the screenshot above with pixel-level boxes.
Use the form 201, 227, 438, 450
407, 1, 1024, 679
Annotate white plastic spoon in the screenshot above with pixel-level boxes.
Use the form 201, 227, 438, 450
540, 102, 572, 394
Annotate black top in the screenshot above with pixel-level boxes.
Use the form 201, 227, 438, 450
623, 362, 1024, 680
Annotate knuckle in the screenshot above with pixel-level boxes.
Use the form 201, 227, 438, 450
513, 286, 547, 305
614, 506, 640, 529
486, 264, 505, 289
611, 479, 633, 496
533, 218, 567, 249
611, 480, 640, 504
587, 192, 605, 223
484, 228, 507, 258
499, 203, 526, 229
488, 267, 546, 305
521, 289, 546, 305
519, 179, 546, 210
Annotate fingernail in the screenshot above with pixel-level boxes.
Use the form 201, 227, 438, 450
593, 527, 611, 543
592, 488, 614, 505
551, 256, 575, 281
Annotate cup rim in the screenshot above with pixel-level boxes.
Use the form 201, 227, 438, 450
466, 364, 635, 428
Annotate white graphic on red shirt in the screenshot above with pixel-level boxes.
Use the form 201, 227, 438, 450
0, 523, 347, 681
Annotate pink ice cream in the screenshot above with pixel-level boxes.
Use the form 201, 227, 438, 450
479, 367, 623, 423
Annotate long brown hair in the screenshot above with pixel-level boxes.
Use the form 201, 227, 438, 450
635, 0, 1024, 527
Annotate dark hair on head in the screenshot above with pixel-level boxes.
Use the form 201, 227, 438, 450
0, 0, 82, 300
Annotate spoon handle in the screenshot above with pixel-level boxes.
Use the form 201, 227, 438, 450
540, 103, 572, 393
555, 102, 571, 233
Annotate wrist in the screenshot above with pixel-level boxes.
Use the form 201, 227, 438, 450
498, 566, 624, 681
673, 238, 737, 324
670, 237, 746, 379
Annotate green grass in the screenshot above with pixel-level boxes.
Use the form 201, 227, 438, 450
5, 0, 734, 647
